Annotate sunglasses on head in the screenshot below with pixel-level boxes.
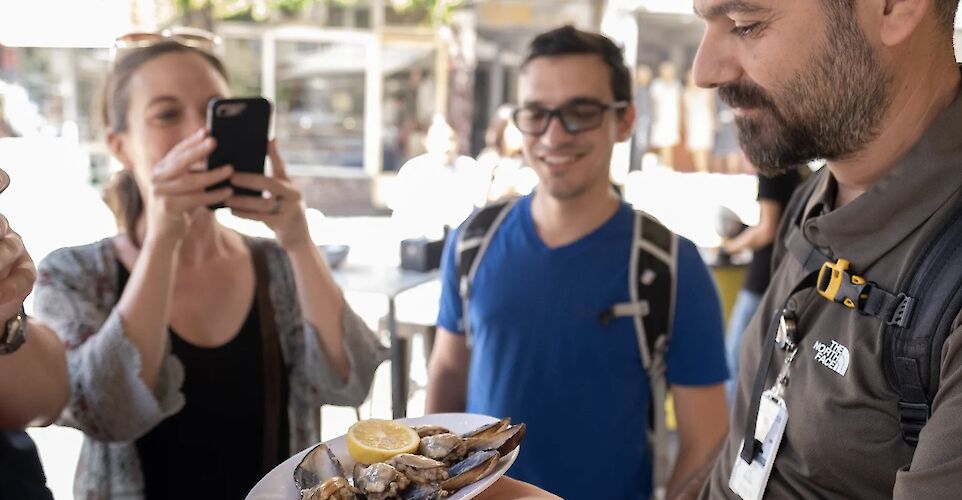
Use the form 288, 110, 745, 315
112, 27, 222, 60
511, 99, 629, 136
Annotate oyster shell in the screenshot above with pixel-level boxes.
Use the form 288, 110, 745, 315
401, 482, 447, 500
413, 424, 452, 438
293, 444, 355, 500
460, 417, 510, 440
386, 453, 449, 484
465, 423, 526, 457
300, 477, 354, 500
441, 450, 500, 492
353, 462, 410, 500
418, 433, 467, 465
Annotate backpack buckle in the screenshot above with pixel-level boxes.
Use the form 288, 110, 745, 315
817, 259, 867, 309
897, 401, 929, 446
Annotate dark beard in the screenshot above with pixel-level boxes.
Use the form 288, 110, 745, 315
718, 9, 891, 176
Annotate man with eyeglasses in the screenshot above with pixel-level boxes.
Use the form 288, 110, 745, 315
427, 25, 729, 499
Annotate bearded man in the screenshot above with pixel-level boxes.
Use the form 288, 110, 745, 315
693, 0, 962, 498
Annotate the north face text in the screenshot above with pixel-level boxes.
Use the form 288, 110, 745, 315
813, 340, 850, 376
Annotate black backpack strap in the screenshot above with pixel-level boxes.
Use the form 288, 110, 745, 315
771, 166, 827, 272
785, 166, 962, 448
600, 211, 677, 366
884, 195, 962, 446
455, 198, 518, 346
637, 211, 677, 492
602, 210, 677, 490
634, 211, 678, 369
781, 167, 913, 327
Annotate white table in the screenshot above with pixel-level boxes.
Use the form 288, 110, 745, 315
332, 264, 439, 418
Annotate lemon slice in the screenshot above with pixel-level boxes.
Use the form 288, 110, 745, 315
346, 419, 420, 464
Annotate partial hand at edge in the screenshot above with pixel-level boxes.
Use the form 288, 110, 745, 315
475, 477, 562, 500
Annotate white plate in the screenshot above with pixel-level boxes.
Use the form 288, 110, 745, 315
246, 413, 519, 500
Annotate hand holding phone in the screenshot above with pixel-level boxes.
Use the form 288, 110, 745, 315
206, 97, 272, 209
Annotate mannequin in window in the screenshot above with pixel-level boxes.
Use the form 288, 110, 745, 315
714, 93, 743, 174
649, 61, 682, 169
683, 69, 716, 173
630, 64, 654, 172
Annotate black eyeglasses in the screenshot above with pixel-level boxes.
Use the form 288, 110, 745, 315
511, 99, 629, 136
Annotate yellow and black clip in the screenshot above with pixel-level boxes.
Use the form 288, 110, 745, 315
816, 258, 867, 309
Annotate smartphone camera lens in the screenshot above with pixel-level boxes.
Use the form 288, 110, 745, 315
217, 102, 247, 118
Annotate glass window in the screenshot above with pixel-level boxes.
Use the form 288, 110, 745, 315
274, 39, 366, 168
381, 45, 434, 171
328, 4, 347, 27
0, 46, 112, 182
222, 36, 262, 97
354, 6, 372, 29
384, 4, 430, 26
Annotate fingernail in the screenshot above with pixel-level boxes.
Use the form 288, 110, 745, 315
195, 128, 206, 138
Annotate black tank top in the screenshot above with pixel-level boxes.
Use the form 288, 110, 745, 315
118, 260, 290, 500
0, 431, 54, 500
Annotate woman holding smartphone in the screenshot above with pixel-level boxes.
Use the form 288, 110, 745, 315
32, 39, 388, 499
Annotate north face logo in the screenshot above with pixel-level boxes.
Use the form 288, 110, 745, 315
814, 340, 850, 376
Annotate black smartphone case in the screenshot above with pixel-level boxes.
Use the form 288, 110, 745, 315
206, 97, 272, 209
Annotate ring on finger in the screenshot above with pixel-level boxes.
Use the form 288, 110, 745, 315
269, 196, 282, 215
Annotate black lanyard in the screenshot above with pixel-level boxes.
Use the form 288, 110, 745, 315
738, 167, 913, 463
740, 267, 820, 464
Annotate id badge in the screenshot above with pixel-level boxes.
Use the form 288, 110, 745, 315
729, 389, 788, 500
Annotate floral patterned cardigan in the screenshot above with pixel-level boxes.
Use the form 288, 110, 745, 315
33, 237, 389, 499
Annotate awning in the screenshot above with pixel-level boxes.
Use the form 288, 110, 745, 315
0, 0, 139, 48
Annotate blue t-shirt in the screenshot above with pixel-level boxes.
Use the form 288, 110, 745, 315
437, 195, 728, 500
